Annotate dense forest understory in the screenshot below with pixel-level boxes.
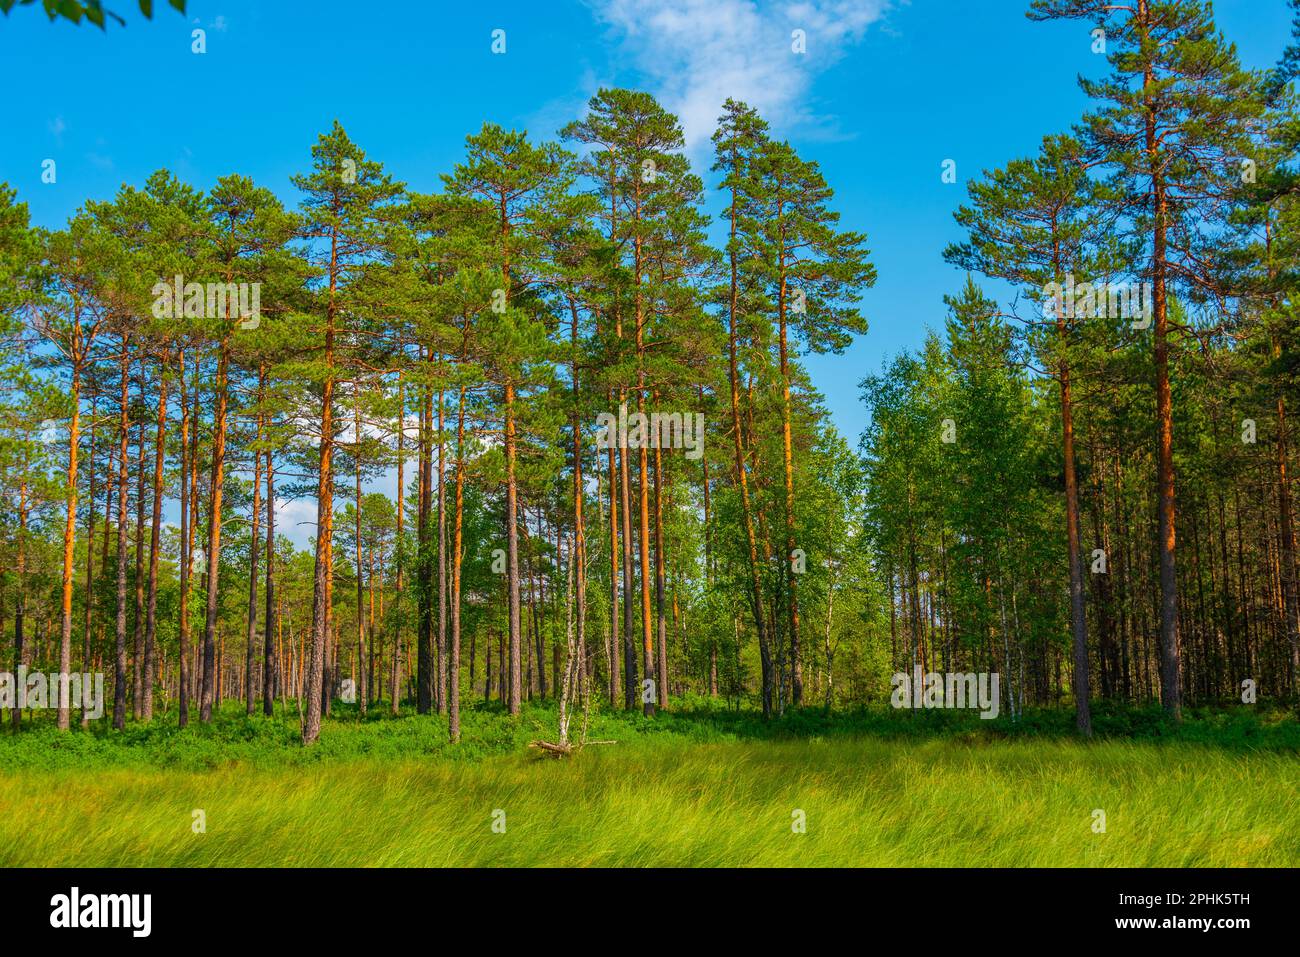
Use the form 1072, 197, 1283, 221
3, 0, 1300, 762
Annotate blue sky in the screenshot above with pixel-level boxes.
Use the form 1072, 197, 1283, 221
1, 0, 1292, 542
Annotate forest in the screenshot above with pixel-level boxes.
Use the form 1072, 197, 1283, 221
1, 0, 1299, 758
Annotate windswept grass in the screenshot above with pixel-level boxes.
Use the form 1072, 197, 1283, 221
0, 701, 1296, 866
1, 735, 1296, 866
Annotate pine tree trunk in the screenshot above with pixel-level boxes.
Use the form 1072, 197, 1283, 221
1144, 25, 1181, 721
80, 391, 98, 719
450, 385, 466, 741
112, 336, 131, 731
416, 370, 433, 714
505, 381, 523, 715
178, 349, 192, 728
725, 148, 773, 717
142, 352, 168, 722
350, 396, 365, 716
56, 342, 81, 731
264, 421, 278, 717
1056, 297, 1091, 734
632, 182, 656, 718
132, 410, 146, 719
303, 233, 339, 745
699, 384, 718, 698
618, 439, 637, 709
654, 444, 669, 708
178, 348, 197, 728
200, 336, 231, 724
607, 433, 620, 707
391, 381, 404, 715
13, 479, 27, 728
729, 327, 771, 715
246, 412, 262, 716
437, 387, 448, 714
569, 299, 589, 722
776, 269, 802, 707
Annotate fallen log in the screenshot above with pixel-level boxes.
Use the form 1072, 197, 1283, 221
527, 738, 618, 757
528, 740, 574, 757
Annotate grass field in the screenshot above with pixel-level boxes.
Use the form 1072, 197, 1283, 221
2, 700, 1297, 866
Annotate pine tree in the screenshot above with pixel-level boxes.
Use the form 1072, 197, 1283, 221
1030, 0, 1266, 719
292, 122, 404, 743
751, 136, 873, 708
35, 211, 110, 728
443, 123, 569, 717
945, 133, 1121, 734
712, 98, 776, 716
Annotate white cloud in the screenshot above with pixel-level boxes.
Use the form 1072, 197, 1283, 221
586, 0, 894, 153
275, 496, 320, 549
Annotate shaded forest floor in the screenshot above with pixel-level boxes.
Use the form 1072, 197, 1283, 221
2, 700, 1297, 866
1, 696, 1297, 770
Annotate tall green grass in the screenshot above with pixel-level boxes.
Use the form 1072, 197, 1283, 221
0, 701, 1296, 866
1, 735, 1295, 866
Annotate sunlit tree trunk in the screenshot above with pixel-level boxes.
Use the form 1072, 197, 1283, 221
142, 350, 168, 722
56, 315, 83, 731
112, 335, 131, 731
200, 331, 232, 724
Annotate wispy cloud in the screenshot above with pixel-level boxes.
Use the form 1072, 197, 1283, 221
47, 115, 66, 143
585, 0, 895, 153
275, 496, 319, 550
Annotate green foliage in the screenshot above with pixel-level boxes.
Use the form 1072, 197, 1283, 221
0, 0, 183, 29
